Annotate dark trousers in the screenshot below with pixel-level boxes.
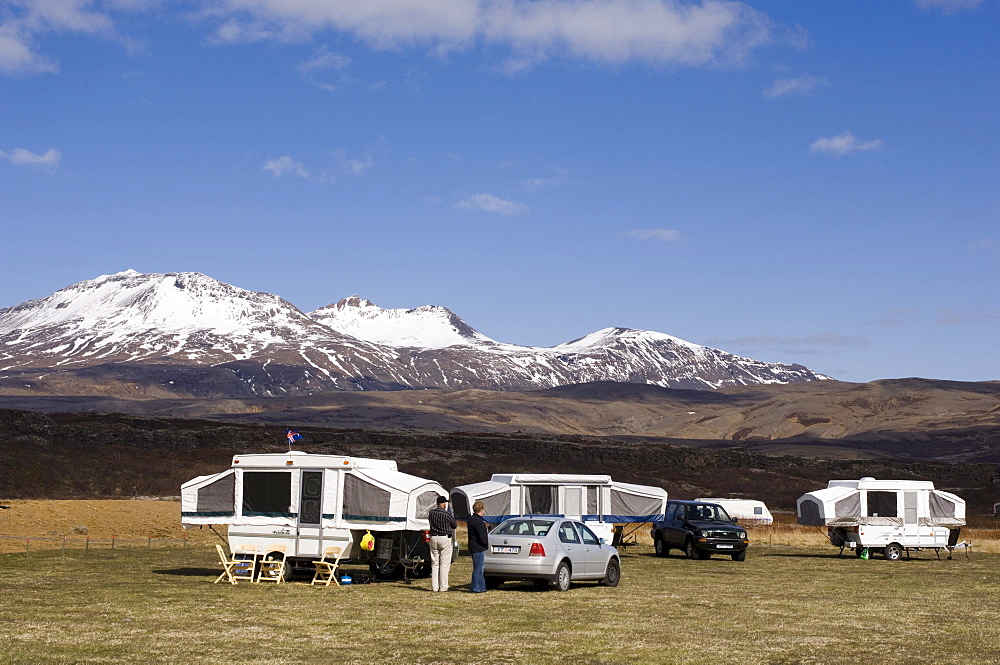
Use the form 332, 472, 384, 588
471, 551, 486, 592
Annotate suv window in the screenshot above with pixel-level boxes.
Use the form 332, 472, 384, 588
558, 521, 580, 544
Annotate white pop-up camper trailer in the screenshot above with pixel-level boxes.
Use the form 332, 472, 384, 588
797, 477, 965, 560
181, 451, 452, 579
695, 498, 773, 525
450, 473, 667, 542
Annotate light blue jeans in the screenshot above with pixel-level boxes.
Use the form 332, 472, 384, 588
471, 551, 486, 592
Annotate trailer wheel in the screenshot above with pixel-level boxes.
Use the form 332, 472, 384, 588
411, 563, 432, 578
370, 560, 405, 580
883, 543, 903, 561
654, 537, 670, 558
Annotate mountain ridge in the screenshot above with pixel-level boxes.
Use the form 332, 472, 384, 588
1, 270, 831, 395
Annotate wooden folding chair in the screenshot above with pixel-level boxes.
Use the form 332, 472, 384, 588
214, 544, 239, 585
310, 546, 344, 587
231, 544, 260, 583
257, 546, 288, 583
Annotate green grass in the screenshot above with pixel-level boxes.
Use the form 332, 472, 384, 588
2, 544, 999, 665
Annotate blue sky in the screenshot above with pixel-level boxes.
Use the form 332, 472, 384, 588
2, 0, 997, 383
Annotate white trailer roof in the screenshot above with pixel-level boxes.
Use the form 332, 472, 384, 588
828, 478, 935, 491
490, 473, 612, 485
231, 451, 397, 471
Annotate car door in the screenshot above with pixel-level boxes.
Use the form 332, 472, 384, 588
556, 520, 583, 577
665, 503, 686, 547
575, 521, 605, 577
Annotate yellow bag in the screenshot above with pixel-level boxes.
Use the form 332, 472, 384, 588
360, 530, 375, 551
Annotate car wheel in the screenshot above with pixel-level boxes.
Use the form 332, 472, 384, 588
731, 549, 747, 562
685, 540, 706, 560
600, 559, 620, 587
884, 543, 903, 561
554, 561, 572, 592
654, 537, 670, 558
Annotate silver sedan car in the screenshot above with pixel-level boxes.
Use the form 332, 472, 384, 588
484, 518, 621, 591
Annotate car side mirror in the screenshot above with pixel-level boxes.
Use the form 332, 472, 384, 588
599, 538, 605, 545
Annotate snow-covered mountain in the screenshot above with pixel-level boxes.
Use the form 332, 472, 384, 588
0, 270, 831, 396
309, 296, 494, 349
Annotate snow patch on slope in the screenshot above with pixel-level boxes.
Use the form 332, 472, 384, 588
309, 296, 495, 349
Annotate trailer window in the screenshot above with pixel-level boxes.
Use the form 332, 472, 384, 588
242, 472, 293, 517
867, 491, 898, 518
525, 485, 556, 515
586, 486, 599, 516
343, 475, 391, 520
415, 490, 439, 519
481, 490, 511, 520
197, 472, 235, 515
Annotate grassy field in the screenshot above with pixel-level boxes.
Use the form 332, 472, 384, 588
2, 540, 998, 665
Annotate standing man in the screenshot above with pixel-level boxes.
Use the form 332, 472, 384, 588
467, 501, 490, 593
428, 495, 457, 592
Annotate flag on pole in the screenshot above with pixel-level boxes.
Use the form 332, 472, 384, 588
286, 429, 303, 445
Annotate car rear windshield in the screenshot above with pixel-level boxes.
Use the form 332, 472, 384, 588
494, 520, 555, 537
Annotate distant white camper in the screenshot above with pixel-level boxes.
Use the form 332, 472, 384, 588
994, 501, 1000, 518
451, 473, 668, 543
181, 451, 453, 579
797, 477, 965, 560
695, 498, 773, 525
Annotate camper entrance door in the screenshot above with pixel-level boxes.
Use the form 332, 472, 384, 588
902, 491, 920, 547
297, 470, 324, 557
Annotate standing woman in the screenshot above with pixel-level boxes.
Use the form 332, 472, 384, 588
428, 495, 457, 592
468, 501, 490, 593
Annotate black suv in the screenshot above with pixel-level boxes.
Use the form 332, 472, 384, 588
651, 500, 749, 561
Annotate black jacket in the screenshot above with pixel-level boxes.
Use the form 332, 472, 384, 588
467, 512, 490, 554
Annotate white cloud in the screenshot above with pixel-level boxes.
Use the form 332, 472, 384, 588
262, 155, 310, 179
0, 0, 117, 77
298, 46, 352, 91
202, 0, 777, 69
0, 147, 62, 168
455, 193, 528, 215
810, 131, 884, 156
764, 73, 828, 99
519, 167, 567, 190
624, 228, 684, 242
336, 151, 374, 176
914, 0, 983, 13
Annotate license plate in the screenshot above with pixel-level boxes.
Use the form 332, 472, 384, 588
492, 546, 520, 554
716, 544, 734, 549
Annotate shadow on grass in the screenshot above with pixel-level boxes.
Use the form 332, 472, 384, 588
152, 567, 218, 577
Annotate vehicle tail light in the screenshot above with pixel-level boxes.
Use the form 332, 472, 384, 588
529, 542, 545, 557
423, 530, 430, 543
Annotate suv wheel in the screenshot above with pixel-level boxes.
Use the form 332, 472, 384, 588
732, 549, 747, 562
654, 537, 669, 558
